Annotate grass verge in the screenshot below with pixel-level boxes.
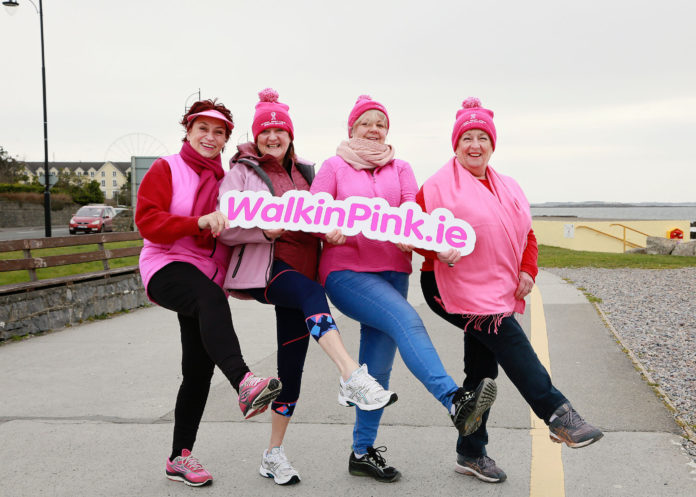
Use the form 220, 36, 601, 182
538, 244, 696, 269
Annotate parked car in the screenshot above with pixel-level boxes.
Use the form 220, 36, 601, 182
68, 205, 116, 234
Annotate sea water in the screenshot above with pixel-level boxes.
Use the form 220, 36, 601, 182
531, 206, 696, 221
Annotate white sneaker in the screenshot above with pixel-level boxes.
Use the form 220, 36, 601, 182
338, 364, 398, 411
259, 446, 300, 485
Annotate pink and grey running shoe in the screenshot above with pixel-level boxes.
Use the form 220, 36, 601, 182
165, 449, 213, 487
238, 372, 282, 419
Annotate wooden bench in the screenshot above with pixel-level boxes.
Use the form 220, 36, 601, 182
0, 231, 143, 296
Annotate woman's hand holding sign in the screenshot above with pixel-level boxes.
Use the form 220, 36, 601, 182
325, 228, 346, 245
263, 228, 285, 240
197, 211, 228, 237
395, 242, 414, 253
437, 247, 461, 267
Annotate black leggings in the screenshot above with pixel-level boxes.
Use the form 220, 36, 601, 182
147, 261, 250, 457
246, 259, 338, 418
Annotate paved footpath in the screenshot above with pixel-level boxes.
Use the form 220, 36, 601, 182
1, 262, 695, 497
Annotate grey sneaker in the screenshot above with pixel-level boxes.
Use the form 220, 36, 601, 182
338, 364, 398, 411
259, 446, 300, 485
349, 446, 401, 483
456, 454, 507, 483
451, 378, 497, 436
548, 402, 603, 448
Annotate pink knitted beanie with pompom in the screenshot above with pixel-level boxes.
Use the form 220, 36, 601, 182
347, 95, 390, 137
451, 97, 496, 151
252, 88, 294, 141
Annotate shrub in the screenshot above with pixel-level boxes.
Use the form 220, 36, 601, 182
0, 177, 104, 206
0, 183, 43, 193
0, 191, 75, 210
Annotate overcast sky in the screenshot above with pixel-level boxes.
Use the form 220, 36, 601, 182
2, 0, 694, 203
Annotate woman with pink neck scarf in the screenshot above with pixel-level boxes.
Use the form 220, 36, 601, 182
136, 99, 282, 487
310, 95, 497, 483
417, 97, 603, 484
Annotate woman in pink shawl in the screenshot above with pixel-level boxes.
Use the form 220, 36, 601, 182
416, 97, 603, 484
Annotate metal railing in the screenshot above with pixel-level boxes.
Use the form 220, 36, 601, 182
575, 223, 648, 252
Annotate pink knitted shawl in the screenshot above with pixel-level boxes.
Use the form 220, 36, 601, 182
422, 158, 531, 331
336, 138, 395, 170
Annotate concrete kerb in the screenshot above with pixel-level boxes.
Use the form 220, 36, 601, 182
592, 302, 696, 445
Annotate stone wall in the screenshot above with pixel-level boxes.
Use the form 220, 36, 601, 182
0, 197, 79, 228
0, 272, 149, 341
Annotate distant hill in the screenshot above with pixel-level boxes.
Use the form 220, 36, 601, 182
531, 201, 696, 208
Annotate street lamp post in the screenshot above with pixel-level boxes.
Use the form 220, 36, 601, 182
3, 0, 52, 237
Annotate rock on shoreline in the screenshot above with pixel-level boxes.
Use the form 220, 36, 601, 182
543, 267, 696, 459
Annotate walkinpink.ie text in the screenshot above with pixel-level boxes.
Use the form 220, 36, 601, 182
220, 190, 476, 255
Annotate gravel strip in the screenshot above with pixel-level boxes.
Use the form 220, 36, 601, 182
543, 267, 696, 460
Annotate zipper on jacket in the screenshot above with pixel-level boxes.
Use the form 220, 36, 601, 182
232, 245, 246, 277
265, 243, 275, 286
210, 237, 217, 258
209, 239, 219, 282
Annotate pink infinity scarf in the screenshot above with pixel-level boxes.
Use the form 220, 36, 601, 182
336, 138, 395, 170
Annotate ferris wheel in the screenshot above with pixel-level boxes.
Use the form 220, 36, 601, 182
105, 133, 169, 162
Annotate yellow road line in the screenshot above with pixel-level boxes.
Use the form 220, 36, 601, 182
529, 286, 565, 497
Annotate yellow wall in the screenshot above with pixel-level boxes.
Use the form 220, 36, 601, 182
532, 218, 691, 253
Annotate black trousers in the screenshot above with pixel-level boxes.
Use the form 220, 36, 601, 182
148, 261, 250, 456
420, 271, 567, 456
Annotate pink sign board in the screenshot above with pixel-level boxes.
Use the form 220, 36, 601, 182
220, 190, 476, 256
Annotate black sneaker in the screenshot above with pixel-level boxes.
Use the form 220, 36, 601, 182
348, 446, 401, 483
548, 402, 603, 448
456, 454, 507, 483
451, 378, 497, 436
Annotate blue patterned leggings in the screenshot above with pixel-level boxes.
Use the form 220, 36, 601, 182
245, 259, 338, 417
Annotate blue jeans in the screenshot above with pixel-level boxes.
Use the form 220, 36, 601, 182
325, 270, 459, 454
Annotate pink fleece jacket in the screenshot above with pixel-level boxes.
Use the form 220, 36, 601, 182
310, 155, 417, 285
